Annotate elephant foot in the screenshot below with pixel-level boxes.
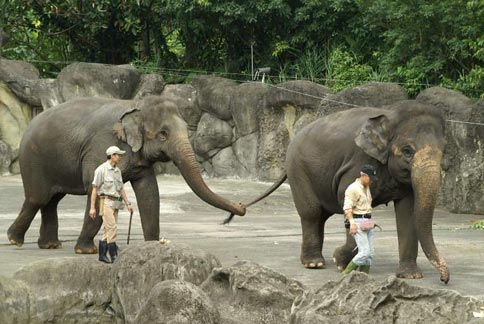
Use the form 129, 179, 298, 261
7, 230, 25, 247
301, 256, 325, 269
396, 262, 424, 279
74, 241, 98, 254
333, 246, 357, 272
38, 239, 62, 249
303, 261, 325, 269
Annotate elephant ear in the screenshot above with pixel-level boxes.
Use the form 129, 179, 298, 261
355, 114, 391, 164
113, 108, 143, 152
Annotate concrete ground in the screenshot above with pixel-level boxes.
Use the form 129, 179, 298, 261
1, 174, 483, 300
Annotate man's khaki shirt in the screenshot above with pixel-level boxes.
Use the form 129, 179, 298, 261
343, 178, 372, 215
92, 161, 124, 199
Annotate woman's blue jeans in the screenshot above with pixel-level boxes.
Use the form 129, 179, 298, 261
352, 218, 375, 266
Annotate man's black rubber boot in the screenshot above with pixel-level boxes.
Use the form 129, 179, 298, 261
108, 242, 118, 263
98, 240, 111, 263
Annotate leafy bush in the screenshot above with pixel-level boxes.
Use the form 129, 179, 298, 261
471, 220, 484, 230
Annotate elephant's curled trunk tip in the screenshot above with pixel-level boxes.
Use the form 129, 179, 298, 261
222, 203, 246, 225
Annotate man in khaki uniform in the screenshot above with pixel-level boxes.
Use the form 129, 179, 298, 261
342, 165, 378, 274
89, 146, 134, 263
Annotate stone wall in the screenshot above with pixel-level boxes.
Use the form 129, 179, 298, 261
0, 59, 482, 214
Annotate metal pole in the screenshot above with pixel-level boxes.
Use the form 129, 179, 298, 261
251, 43, 254, 80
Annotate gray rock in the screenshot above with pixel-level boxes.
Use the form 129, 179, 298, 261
416, 86, 473, 121
441, 100, 484, 213
193, 113, 233, 158
13, 257, 114, 324
264, 80, 331, 110
202, 260, 306, 324
0, 80, 32, 174
211, 146, 248, 178
0, 140, 11, 175
231, 82, 268, 137
133, 73, 166, 99
134, 280, 221, 324
161, 84, 201, 129
290, 272, 484, 324
0, 276, 30, 324
57, 62, 141, 101
0, 58, 40, 81
319, 82, 408, 116
257, 105, 290, 181
233, 132, 259, 178
111, 242, 221, 324
192, 75, 238, 120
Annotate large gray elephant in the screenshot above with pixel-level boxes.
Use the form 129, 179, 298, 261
7, 96, 245, 253
243, 101, 449, 283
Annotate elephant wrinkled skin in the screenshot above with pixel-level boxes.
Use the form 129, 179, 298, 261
7, 96, 245, 253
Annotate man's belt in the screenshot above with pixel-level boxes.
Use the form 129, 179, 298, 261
353, 213, 372, 219
101, 195, 122, 201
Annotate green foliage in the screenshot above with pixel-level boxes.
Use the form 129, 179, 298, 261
471, 220, 484, 230
1, 0, 484, 97
325, 48, 374, 92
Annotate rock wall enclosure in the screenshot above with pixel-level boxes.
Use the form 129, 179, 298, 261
0, 59, 482, 214
1, 242, 482, 324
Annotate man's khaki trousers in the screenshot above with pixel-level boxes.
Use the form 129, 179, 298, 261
102, 205, 118, 243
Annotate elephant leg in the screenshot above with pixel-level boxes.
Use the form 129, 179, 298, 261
291, 181, 328, 269
38, 193, 66, 249
7, 199, 41, 247
75, 193, 102, 254
333, 228, 358, 271
131, 170, 160, 241
299, 212, 329, 269
395, 195, 423, 279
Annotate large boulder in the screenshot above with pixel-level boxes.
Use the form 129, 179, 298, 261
0, 58, 62, 109
192, 75, 238, 120
440, 99, 484, 213
264, 80, 331, 110
231, 82, 268, 138
56, 62, 141, 101
0, 81, 32, 173
13, 257, 114, 324
319, 82, 408, 116
111, 242, 221, 324
290, 272, 483, 324
134, 280, 221, 324
193, 113, 233, 158
211, 146, 248, 178
257, 81, 331, 181
233, 132, 259, 179
416, 86, 473, 121
160, 84, 201, 130
202, 260, 306, 324
133, 73, 166, 99
0, 276, 30, 324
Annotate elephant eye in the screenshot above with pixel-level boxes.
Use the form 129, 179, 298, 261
159, 130, 168, 141
401, 146, 415, 157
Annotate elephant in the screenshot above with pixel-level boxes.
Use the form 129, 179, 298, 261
7, 96, 246, 253
241, 101, 449, 283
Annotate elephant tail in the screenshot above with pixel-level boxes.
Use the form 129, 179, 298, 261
222, 173, 288, 224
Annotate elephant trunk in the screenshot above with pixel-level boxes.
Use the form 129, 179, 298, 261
170, 137, 246, 216
411, 145, 449, 284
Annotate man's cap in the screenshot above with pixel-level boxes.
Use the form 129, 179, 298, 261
106, 146, 126, 156
361, 165, 378, 181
